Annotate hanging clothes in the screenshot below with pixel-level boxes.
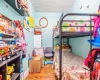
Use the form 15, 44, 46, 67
92, 16, 100, 37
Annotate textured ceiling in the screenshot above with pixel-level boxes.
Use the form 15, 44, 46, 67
31, 0, 75, 12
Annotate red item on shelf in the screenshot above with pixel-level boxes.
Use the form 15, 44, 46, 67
0, 47, 9, 57
34, 31, 42, 35
0, 74, 2, 80
14, 20, 25, 39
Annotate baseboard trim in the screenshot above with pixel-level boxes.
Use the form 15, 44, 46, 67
24, 68, 29, 79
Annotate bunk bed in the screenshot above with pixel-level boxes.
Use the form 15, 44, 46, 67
53, 13, 100, 80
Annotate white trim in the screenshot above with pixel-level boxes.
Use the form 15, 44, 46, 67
24, 68, 29, 80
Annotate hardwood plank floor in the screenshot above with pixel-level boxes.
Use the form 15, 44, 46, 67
25, 64, 57, 80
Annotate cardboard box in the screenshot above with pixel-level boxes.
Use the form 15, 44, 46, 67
29, 56, 43, 73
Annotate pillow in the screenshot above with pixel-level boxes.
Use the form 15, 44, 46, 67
62, 49, 71, 53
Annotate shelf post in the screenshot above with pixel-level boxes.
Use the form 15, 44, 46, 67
59, 13, 64, 80
90, 16, 92, 80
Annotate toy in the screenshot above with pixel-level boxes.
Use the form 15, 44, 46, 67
0, 25, 6, 33
17, 40, 27, 53
0, 43, 9, 59
0, 49, 6, 55
7, 75, 11, 80
14, 20, 25, 40
28, 15, 34, 28
7, 64, 15, 80
15, 0, 29, 12
54, 44, 59, 50
0, 74, 2, 80
7, 65, 15, 75
14, 20, 27, 58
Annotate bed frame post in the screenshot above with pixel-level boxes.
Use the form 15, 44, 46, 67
52, 31, 54, 49
59, 13, 63, 80
90, 16, 92, 80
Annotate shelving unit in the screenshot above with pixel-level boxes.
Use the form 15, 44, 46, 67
0, 32, 21, 80
0, 14, 22, 80
0, 53, 21, 80
0, 53, 20, 67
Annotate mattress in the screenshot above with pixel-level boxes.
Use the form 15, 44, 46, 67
53, 49, 90, 80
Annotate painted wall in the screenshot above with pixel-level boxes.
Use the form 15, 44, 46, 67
0, 0, 35, 73
69, 0, 100, 58
35, 0, 100, 58
22, 0, 35, 73
35, 12, 61, 47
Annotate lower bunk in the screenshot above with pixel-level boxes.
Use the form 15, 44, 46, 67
54, 49, 90, 80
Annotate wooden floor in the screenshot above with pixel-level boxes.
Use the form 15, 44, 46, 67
25, 64, 57, 80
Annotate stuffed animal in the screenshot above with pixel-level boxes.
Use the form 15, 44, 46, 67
7, 65, 15, 80
7, 65, 14, 75
7, 75, 11, 80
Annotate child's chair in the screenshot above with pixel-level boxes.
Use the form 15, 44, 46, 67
44, 47, 54, 65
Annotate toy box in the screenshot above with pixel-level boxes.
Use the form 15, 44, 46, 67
29, 55, 43, 73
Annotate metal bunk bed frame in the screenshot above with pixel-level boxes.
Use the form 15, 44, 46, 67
53, 13, 100, 80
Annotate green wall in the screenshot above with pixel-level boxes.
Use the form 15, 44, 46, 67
0, 0, 35, 73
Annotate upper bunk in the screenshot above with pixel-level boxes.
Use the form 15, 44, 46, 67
53, 13, 100, 38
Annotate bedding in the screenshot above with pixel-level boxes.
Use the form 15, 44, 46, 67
62, 21, 94, 32
54, 49, 90, 80
53, 21, 94, 37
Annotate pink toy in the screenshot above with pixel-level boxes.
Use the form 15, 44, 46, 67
17, 40, 28, 54
92, 16, 100, 37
